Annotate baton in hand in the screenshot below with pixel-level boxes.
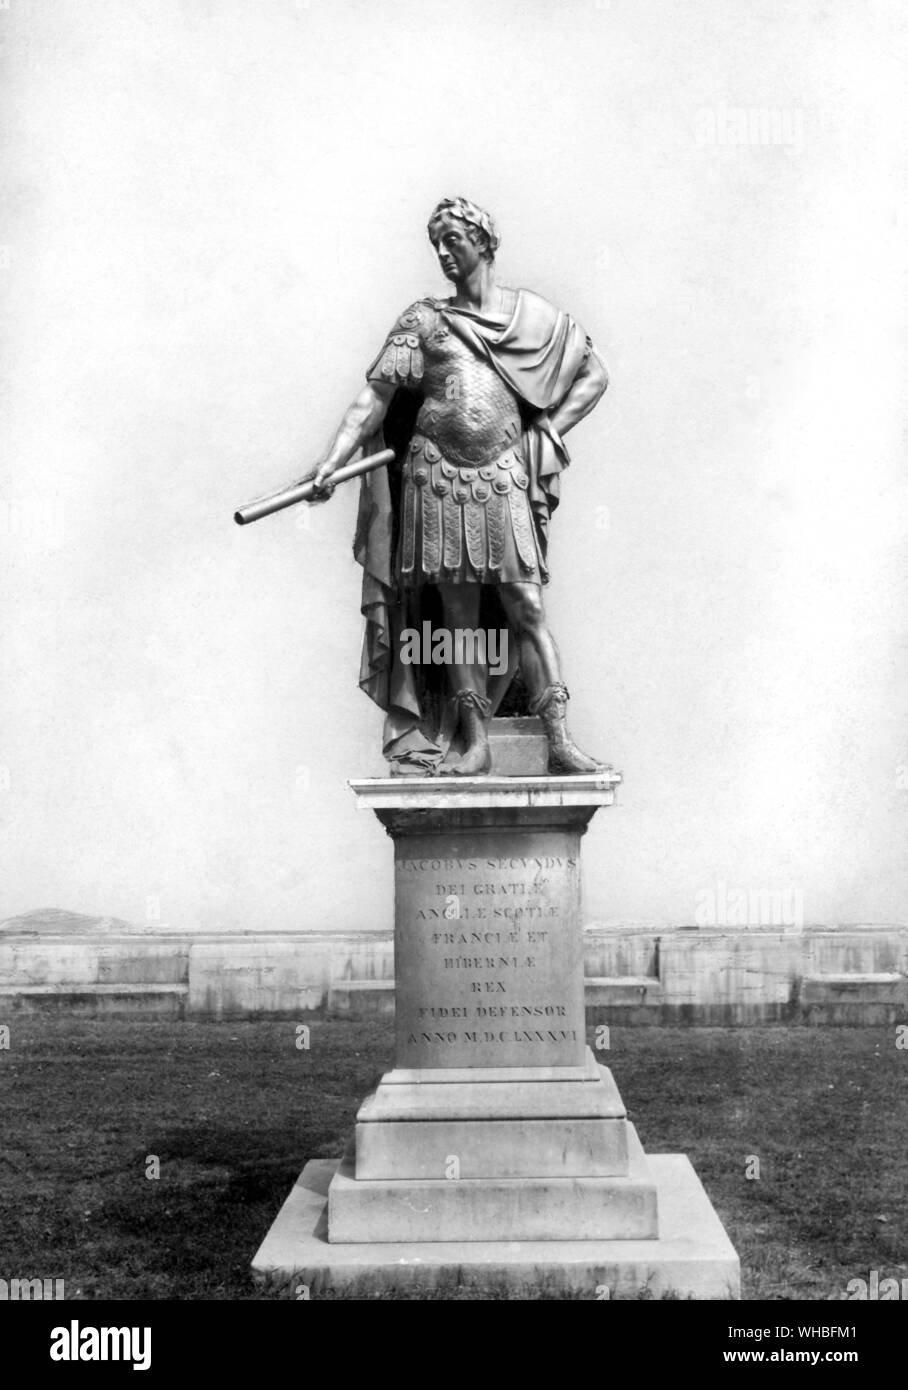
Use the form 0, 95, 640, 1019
234, 447, 394, 526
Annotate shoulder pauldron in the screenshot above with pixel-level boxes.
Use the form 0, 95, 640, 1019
376, 300, 437, 386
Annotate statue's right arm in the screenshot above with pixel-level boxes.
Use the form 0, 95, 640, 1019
310, 381, 397, 492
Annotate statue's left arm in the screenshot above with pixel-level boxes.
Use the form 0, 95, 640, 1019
547, 347, 608, 438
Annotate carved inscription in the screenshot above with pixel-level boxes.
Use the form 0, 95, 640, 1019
394, 832, 586, 1068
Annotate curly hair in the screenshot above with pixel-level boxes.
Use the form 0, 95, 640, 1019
427, 197, 500, 263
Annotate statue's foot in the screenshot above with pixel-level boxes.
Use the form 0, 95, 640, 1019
440, 688, 492, 776
388, 757, 436, 777
530, 681, 609, 777
547, 742, 609, 776
439, 740, 492, 777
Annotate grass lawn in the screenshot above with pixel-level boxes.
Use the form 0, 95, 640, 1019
0, 1016, 905, 1299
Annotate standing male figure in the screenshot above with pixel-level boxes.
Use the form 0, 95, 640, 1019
308, 197, 610, 777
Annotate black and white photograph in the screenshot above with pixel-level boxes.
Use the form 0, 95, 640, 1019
1, 0, 906, 1352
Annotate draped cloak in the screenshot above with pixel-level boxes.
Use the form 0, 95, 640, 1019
353, 288, 592, 770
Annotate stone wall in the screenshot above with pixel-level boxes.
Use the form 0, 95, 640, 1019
1, 917, 905, 1024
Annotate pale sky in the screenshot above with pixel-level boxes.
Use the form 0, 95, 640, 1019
1, 0, 906, 933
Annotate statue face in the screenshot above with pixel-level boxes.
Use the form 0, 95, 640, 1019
431, 214, 484, 284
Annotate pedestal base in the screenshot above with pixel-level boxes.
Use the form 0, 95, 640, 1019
333, 1048, 657, 1241
329, 1125, 656, 1243
251, 1156, 741, 1300
354, 1051, 631, 1180
250, 771, 740, 1298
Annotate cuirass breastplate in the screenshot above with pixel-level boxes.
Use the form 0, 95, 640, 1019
417, 328, 522, 467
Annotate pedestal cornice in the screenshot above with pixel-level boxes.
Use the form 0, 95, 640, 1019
349, 772, 623, 834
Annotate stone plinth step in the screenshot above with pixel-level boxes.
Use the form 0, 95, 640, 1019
356, 1117, 630, 1180
328, 1125, 657, 1244
487, 717, 548, 777
354, 1058, 631, 1179
252, 1154, 740, 1299
357, 1054, 625, 1122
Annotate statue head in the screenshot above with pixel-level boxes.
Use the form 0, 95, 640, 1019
427, 197, 500, 267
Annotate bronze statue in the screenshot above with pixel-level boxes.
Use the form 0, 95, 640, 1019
305, 197, 610, 777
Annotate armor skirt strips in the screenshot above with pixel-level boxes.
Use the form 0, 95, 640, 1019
397, 435, 546, 587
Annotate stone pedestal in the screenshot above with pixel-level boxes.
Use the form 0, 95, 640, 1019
252, 773, 740, 1298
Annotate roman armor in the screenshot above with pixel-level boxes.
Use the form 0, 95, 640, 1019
354, 287, 596, 770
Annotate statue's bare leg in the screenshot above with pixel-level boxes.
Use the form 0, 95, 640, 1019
436, 582, 492, 776
498, 582, 607, 775
497, 582, 561, 690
